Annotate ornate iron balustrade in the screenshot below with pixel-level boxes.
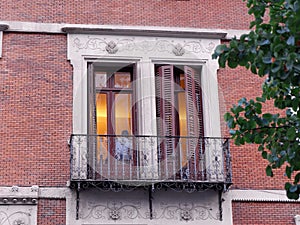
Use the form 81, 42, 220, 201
70, 134, 232, 185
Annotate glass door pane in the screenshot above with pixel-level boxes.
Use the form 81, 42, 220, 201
96, 93, 108, 162
96, 93, 108, 135
114, 93, 132, 135
178, 92, 187, 166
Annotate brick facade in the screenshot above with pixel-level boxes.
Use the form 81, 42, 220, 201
0, 0, 299, 224
37, 199, 66, 225
0, 33, 72, 187
0, 0, 251, 29
232, 201, 300, 225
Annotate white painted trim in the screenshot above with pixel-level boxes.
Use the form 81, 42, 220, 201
230, 189, 300, 202
0, 186, 298, 203
0, 31, 2, 58
295, 215, 300, 225
0, 20, 249, 39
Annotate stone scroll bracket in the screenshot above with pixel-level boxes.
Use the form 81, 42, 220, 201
0, 24, 9, 58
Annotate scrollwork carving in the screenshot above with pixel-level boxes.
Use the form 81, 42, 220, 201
0, 211, 31, 225
72, 37, 215, 56
158, 202, 218, 221
81, 201, 144, 220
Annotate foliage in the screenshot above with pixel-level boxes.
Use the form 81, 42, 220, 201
212, 0, 300, 199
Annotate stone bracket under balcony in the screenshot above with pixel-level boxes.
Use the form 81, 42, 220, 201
69, 180, 232, 221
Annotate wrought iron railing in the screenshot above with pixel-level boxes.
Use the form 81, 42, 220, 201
70, 134, 232, 184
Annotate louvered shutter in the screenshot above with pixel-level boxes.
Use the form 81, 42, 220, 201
184, 66, 202, 179
156, 65, 175, 157
184, 66, 200, 137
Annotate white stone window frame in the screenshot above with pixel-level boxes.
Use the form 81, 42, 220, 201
0, 24, 9, 58
67, 33, 223, 180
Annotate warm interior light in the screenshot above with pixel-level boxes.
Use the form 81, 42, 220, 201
96, 93, 107, 135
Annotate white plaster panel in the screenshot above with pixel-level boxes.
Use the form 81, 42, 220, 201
0, 205, 37, 225
67, 189, 232, 225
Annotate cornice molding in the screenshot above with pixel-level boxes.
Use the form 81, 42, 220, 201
0, 21, 249, 39
230, 189, 300, 203
62, 26, 227, 39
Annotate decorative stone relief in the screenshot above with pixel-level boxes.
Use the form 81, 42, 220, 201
81, 201, 144, 220
81, 201, 218, 221
105, 41, 118, 54
11, 187, 18, 193
30, 186, 38, 193
157, 202, 218, 221
72, 37, 216, 56
0, 205, 36, 225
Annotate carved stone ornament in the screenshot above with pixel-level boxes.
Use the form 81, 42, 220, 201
30, 186, 39, 193
109, 209, 121, 220
72, 37, 216, 56
11, 186, 19, 193
180, 209, 192, 221
172, 43, 185, 56
105, 41, 118, 54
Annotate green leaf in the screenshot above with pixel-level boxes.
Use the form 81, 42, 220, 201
214, 44, 228, 56
224, 112, 232, 121
287, 191, 299, 200
266, 165, 273, 177
289, 184, 298, 193
271, 64, 281, 73
285, 182, 292, 190
218, 55, 226, 68
262, 56, 272, 64
229, 130, 236, 135
228, 58, 239, 68
287, 36, 295, 45
294, 173, 300, 184
287, 127, 296, 141
286, 166, 292, 179
250, 64, 257, 74
257, 39, 270, 46
262, 151, 268, 159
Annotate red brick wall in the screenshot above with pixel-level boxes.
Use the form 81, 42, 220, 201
232, 201, 300, 225
0, 0, 251, 29
38, 199, 66, 225
0, 33, 72, 186
218, 66, 290, 190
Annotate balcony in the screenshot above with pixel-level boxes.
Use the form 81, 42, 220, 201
69, 134, 232, 191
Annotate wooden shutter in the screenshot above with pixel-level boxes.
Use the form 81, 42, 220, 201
156, 65, 175, 157
184, 66, 202, 179
184, 66, 200, 137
